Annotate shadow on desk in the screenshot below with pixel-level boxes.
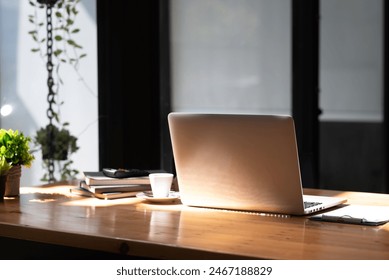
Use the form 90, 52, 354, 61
0, 237, 152, 260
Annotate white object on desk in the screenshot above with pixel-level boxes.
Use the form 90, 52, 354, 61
149, 173, 174, 198
136, 191, 180, 203
310, 205, 389, 226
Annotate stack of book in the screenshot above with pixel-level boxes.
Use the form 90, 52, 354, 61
74, 171, 152, 199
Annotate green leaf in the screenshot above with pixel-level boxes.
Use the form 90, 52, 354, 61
55, 12, 62, 18
54, 49, 63, 57
79, 54, 87, 58
31, 48, 40, 52
54, 35, 63, 41
71, 28, 80, 33
66, 5, 71, 15
67, 40, 82, 49
67, 39, 76, 46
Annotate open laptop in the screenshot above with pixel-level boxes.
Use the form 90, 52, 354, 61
168, 112, 347, 215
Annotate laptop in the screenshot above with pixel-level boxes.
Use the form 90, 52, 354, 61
168, 112, 347, 215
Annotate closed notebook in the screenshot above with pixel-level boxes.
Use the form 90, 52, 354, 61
82, 171, 150, 186
79, 180, 151, 194
71, 184, 143, 199
82, 170, 167, 186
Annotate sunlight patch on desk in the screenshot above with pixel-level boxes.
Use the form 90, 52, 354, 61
20, 186, 141, 207
2, 196, 17, 200
62, 197, 141, 207
21, 186, 73, 196
29, 198, 56, 203
178, 204, 292, 218
135, 202, 184, 212
331, 190, 389, 206
22, 192, 67, 204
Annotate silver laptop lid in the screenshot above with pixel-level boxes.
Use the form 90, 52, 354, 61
168, 112, 307, 215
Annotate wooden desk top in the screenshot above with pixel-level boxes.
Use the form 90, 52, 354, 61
0, 183, 389, 259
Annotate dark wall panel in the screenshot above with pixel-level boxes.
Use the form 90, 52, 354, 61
320, 121, 385, 193
97, 0, 162, 170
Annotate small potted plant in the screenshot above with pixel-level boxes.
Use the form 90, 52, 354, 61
0, 129, 35, 196
0, 156, 12, 201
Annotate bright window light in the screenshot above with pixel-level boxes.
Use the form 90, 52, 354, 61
0, 104, 13, 116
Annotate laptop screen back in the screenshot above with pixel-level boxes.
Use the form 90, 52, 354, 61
168, 113, 307, 214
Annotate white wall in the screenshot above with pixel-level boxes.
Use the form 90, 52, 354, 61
320, 0, 383, 122
171, 0, 383, 122
170, 0, 291, 115
0, 0, 98, 186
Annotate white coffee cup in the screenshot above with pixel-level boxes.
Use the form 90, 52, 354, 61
149, 173, 174, 198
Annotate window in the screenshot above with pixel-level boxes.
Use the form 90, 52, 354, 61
170, 0, 291, 115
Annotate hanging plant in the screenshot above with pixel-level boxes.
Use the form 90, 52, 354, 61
28, 0, 86, 74
27, 0, 86, 182
34, 123, 79, 181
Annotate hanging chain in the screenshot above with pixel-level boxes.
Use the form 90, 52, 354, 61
45, 3, 56, 182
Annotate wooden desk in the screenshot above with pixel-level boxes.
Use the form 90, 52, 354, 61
0, 183, 388, 259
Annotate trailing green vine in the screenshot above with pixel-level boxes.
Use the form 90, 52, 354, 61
27, 0, 86, 182
29, 0, 86, 73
